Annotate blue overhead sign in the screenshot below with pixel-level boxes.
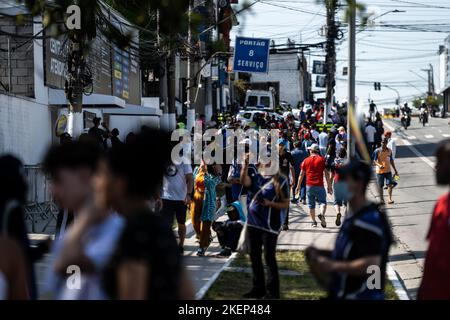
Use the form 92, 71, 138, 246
233, 36, 270, 73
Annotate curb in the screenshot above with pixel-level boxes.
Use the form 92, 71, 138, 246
387, 264, 410, 300
195, 252, 238, 300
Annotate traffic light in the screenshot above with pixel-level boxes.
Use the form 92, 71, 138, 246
374, 82, 381, 91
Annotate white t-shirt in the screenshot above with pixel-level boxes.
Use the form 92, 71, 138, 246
387, 138, 397, 159
365, 125, 377, 143
318, 132, 328, 149
46, 213, 125, 300
161, 163, 193, 201
311, 130, 320, 142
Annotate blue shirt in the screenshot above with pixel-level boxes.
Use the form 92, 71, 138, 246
291, 147, 308, 177
228, 162, 257, 201
247, 173, 289, 234
329, 203, 392, 300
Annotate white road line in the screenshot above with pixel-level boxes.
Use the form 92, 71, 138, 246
406, 135, 416, 140
443, 134, 450, 138
438, 129, 443, 133
424, 134, 434, 139
401, 139, 435, 170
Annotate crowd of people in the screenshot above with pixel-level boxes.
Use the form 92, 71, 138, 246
0, 102, 449, 300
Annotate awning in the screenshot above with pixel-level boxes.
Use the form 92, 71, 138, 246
48, 88, 126, 108
102, 105, 162, 117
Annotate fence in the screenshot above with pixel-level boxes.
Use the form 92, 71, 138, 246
23, 165, 58, 234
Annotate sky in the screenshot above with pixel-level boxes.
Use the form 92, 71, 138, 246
231, 0, 450, 109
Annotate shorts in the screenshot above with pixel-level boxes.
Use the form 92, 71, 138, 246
306, 186, 327, 209
376, 172, 393, 188
162, 199, 187, 224
333, 181, 347, 206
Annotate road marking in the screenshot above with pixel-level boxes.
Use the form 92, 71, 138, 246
401, 139, 435, 170
384, 120, 436, 170
443, 134, 450, 138
438, 129, 443, 133
424, 135, 434, 139
406, 135, 416, 140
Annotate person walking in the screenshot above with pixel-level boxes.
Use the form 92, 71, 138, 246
418, 139, 450, 299
331, 148, 348, 227
318, 127, 329, 157
291, 141, 308, 205
190, 163, 221, 257
365, 121, 377, 154
373, 138, 399, 205
306, 159, 393, 300
160, 161, 193, 254
295, 144, 333, 228
278, 139, 295, 230
240, 158, 290, 299
384, 131, 397, 159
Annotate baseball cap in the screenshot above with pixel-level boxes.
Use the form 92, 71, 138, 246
307, 143, 319, 152
277, 138, 288, 147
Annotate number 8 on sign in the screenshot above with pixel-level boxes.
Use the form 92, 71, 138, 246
249, 50, 254, 57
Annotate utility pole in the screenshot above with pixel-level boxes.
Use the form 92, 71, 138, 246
325, 0, 337, 124
186, 0, 195, 132
157, 10, 169, 130
347, 1, 356, 158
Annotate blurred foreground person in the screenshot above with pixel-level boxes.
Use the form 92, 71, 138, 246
0, 155, 46, 299
306, 159, 393, 300
0, 237, 29, 299
240, 157, 290, 299
43, 141, 125, 299
418, 139, 450, 299
98, 129, 194, 299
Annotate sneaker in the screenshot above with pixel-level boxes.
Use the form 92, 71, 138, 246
243, 290, 265, 299
318, 214, 327, 228
311, 221, 318, 228
335, 213, 342, 227
196, 248, 205, 257
216, 248, 232, 258
282, 224, 289, 231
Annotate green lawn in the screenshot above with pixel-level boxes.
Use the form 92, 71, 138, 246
204, 250, 399, 300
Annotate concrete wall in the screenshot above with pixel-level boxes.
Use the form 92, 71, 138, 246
0, 93, 52, 165
0, 16, 34, 97
250, 53, 303, 107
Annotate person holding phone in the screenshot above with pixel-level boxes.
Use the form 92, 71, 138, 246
240, 155, 290, 299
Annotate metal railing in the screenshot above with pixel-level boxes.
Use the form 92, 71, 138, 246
23, 165, 58, 234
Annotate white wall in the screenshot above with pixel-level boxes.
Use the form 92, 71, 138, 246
251, 53, 302, 107
0, 94, 52, 165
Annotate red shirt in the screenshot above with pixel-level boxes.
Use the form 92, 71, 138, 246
418, 192, 450, 300
301, 154, 326, 187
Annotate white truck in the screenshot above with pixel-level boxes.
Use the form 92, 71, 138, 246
244, 89, 276, 112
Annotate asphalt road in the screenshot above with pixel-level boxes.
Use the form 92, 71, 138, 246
381, 116, 450, 299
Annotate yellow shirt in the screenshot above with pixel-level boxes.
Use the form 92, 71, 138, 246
375, 148, 392, 174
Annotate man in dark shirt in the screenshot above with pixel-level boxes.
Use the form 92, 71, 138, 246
306, 159, 393, 299
88, 117, 107, 149
278, 138, 294, 230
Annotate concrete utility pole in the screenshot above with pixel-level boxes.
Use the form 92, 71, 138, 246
325, 0, 337, 124
347, 1, 356, 158
186, 0, 195, 132
157, 10, 169, 130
